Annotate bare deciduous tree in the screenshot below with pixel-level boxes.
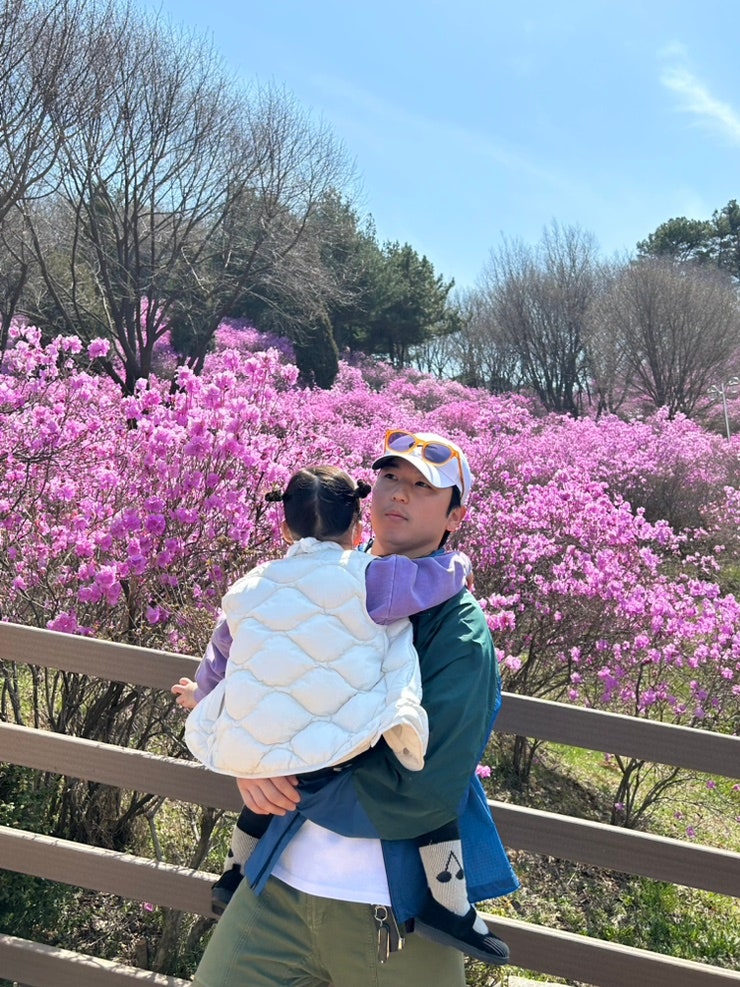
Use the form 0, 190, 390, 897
6, 1, 352, 391
582, 259, 635, 416
0, 206, 32, 351
593, 257, 740, 417
446, 289, 524, 392
476, 223, 599, 414
0, 0, 97, 351
0, 0, 87, 222
408, 331, 457, 379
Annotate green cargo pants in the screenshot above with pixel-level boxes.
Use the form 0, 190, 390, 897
193, 876, 466, 987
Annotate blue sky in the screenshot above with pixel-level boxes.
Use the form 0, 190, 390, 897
139, 0, 740, 291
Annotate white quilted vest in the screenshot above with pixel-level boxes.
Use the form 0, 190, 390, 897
185, 538, 428, 777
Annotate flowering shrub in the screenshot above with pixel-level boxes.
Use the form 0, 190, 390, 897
1, 321, 738, 824
213, 319, 297, 363
0, 325, 306, 651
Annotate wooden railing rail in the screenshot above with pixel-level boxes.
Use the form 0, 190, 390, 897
3, 622, 738, 777
2, 720, 739, 899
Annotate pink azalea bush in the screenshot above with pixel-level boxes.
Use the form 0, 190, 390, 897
1, 321, 738, 820
2, 321, 738, 698
1, 325, 302, 651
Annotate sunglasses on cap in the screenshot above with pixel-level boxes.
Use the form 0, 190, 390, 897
383, 429, 466, 502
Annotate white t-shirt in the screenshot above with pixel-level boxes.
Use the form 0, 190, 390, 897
272, 819, 391, 905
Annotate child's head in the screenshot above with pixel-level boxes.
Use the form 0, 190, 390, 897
266, 466, 371, 543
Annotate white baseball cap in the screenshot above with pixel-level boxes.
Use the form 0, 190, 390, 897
372, 430, 473, 505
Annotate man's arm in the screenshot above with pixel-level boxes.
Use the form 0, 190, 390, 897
365, 551, 472, 624
351, 592, 500, 839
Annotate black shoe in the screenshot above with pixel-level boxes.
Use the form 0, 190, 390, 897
211, 868, 244, 917
413, 897, 509, 966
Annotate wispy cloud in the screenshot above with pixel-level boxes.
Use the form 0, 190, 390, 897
309, 72, 584, 197
660, 57, 740, 145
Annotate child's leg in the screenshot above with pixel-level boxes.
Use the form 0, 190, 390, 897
223, 806, 270, 876
211, 807, 270, 916
414, 820, 509, 966
416, 820, 472, 918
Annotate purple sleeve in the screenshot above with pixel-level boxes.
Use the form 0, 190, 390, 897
365, 551, 471, 625
193, 613, 233, 701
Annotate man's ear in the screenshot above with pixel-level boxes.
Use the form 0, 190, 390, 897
280, 520, 294, 545
445, 505, 467, 535
352, 519, 364, 547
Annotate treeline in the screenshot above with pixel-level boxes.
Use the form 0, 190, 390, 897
425, 219, 740, 419
0, 0, 459, 391
1, 0, 738, 417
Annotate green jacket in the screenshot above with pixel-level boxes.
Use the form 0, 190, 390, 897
353, 588, 500, 838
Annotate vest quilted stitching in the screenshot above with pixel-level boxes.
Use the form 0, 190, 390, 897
186, 538, 429, 777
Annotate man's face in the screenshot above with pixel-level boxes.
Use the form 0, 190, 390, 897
370, 458, 466, 558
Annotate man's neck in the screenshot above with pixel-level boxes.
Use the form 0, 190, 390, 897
365, 537, 443, 559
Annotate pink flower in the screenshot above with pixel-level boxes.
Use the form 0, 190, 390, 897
47, 612, 81, 634
87, 338, 110, 360
475, 764, 492, 779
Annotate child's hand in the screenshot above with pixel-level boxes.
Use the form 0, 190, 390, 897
459, 552, 476, 592
171, 677, 198, 710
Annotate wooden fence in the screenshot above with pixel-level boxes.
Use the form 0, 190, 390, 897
1, 622, 739, 987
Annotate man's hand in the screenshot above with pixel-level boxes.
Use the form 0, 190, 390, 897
237, 775, 300, 816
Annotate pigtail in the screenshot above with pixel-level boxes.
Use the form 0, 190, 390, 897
264, 488, 284, 504
354, 480, 372, 500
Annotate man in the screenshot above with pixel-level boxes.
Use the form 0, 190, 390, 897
193, 429, 518, 987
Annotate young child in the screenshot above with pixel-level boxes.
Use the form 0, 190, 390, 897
175, 464, 508, 966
